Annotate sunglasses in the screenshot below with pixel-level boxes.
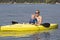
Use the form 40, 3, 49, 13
35, 13, 39, 14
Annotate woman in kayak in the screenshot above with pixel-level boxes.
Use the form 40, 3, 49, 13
29, 10, 42, 25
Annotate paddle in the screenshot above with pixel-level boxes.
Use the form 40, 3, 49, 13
11, 21, 50, 28
41, 23, 50, 28
12, 21, 18, 24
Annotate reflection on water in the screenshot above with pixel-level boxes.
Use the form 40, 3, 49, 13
0, 32, 50, 40
38, 32, 50, 40
42, 32, 50, 40
0, 30, 58, 40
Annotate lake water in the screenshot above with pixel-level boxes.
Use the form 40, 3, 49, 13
0, 4, 60, 40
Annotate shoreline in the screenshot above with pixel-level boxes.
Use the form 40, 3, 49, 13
0, 2, 60, 4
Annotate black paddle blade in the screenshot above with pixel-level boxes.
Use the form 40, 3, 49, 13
42, 23, 50, 28
12, 21, 18, 24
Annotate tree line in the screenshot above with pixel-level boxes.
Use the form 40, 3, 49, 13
0, 0, 60, 4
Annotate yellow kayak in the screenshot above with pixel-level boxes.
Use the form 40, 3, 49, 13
0, 23, 58, 37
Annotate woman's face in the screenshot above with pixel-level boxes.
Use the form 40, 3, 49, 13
35, 13, 39, 17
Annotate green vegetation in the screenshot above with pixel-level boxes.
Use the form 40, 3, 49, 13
0, 0, 60, 4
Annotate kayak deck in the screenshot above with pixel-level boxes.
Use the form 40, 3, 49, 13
1, 23, 58, 31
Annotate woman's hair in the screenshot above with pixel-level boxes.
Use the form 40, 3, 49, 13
35, 10, 40, 13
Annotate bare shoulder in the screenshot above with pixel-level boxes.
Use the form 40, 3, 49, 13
39, 16, 42, 18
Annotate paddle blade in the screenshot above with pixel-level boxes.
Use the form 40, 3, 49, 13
12, 21, 18, 24
42, 23, 50, 28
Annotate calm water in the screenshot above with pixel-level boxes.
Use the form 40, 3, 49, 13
0, 4, 60, 40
